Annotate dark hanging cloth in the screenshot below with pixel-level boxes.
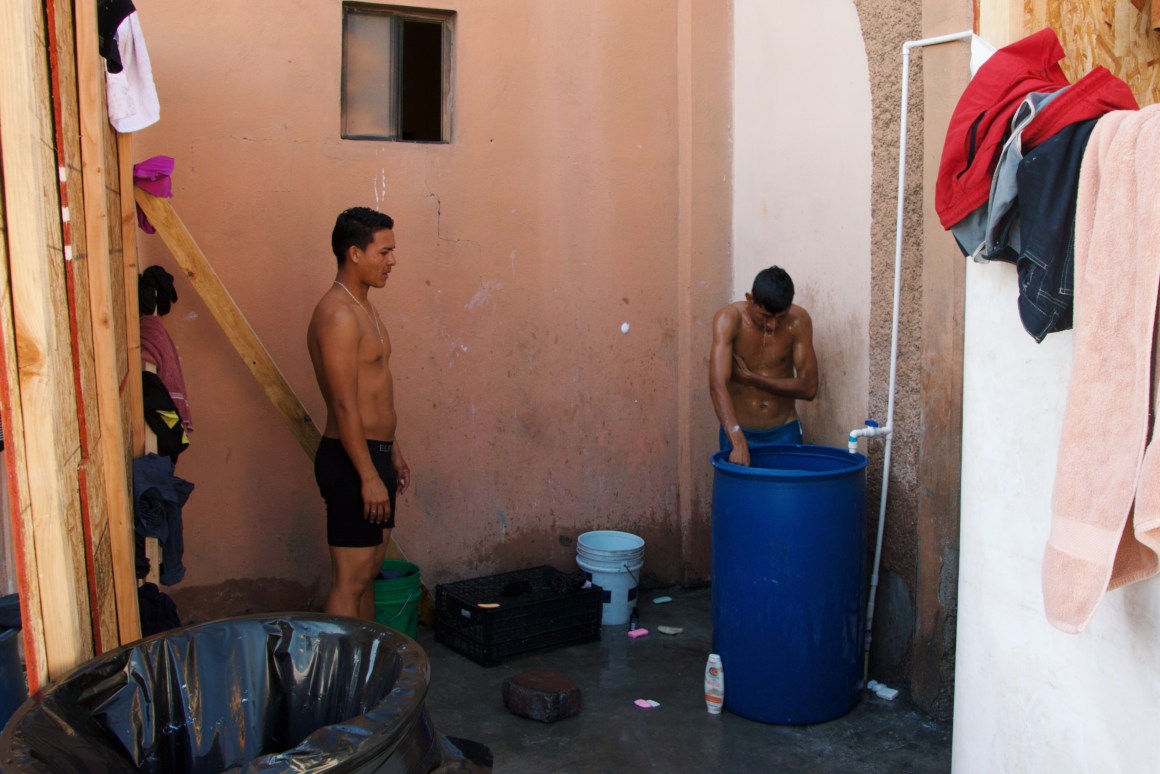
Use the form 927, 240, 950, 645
0, 595, 19, 631
1011, 118, 1100, 342
138, 265, 178, 316
97, 0, 136, 74
132, 453, 193, 586
136, 582, 181, 637
142, 370, 188, 464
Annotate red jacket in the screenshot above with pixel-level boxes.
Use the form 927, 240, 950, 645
1020, 65, 1138, 150
936, 29, 1070, 229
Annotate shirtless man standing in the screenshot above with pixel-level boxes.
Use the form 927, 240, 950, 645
709, 266, 818, 466
308, 207, 410, 619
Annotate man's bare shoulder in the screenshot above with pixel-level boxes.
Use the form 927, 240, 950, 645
784, 304, 814, 340
309, 290, 359, 339
713, 302, 745, 328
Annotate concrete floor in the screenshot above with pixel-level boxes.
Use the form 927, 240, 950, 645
417, 585, 951, 773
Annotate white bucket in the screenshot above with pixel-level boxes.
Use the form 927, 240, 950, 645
576, 530, 645, 625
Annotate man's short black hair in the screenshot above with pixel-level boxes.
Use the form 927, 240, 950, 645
751, 266, 794, 313
331, 207, 394, 265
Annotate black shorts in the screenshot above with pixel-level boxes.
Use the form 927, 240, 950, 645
314, 437, 398, 548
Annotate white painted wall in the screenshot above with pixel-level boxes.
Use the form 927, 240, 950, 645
955, 262, 1160, 773
732, 0, 871, 447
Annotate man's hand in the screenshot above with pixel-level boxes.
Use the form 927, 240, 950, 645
732, 353, 758, 386
361, 477, 392, 523
393, 445, 411, 495
728, 438, 751, 467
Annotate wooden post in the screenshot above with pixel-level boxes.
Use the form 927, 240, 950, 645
74, 0, 142, 646
120, 134, 147, 456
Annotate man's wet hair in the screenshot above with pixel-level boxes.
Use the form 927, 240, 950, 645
751, 266, 794, 313
331, 207, 394, 264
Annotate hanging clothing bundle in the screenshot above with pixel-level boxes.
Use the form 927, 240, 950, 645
1043, 104, 1160, 633
133, 156, 174, 235
142, 371, 189, 465
140, 313, 193, 433
133, 453, 193, 586
936, 28, 1138, 341
138, 264, 177, 316
101, 0, 160, 132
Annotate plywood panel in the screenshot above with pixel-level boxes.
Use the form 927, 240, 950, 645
88, 519, 120, 652
1028, 0, 1160, 104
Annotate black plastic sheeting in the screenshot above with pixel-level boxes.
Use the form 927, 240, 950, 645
0, 614, 490, 773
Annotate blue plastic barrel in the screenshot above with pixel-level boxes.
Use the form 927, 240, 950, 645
711, 444, 868, 724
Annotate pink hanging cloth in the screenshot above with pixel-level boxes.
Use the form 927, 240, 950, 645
140, 315, 193, 433
133, 155, 174, 234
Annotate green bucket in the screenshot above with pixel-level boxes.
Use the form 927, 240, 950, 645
373, 560, 421, 638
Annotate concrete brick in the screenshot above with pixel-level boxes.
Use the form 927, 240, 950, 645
502, 670, 581, 723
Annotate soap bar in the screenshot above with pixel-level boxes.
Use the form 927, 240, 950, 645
652, 596, 672, 604
627, 628, 649, 638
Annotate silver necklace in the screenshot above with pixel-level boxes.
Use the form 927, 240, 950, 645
333, 280, 382, 342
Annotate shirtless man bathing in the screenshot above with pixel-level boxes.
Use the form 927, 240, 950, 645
710, 266, 818, 466
308, 207, 411, 618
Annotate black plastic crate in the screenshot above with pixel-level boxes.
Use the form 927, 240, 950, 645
435, 565, 603, 666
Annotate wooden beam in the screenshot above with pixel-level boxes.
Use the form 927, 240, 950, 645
0, 0, 92, 685
119, 134, 147, 457
911, 22, 974, 718
978, 0, 1022, 47
0, 132, 45, 695
75, 0, 141, 646
134, 190, 322, 457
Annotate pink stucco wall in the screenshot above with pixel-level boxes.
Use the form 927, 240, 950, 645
133, 0, 731, 618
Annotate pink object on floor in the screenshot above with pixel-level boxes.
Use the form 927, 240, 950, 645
627, 628, 649, 639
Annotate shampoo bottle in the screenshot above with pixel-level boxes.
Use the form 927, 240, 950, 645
704, 653, 724, 714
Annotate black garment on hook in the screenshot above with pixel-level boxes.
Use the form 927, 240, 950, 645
138, 265, 178, 316
97, 0, 136, 74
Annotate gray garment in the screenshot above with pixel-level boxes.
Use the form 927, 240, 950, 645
950, 87, 1069, 263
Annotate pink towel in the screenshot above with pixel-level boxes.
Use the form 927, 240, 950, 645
140, 315, 193, 432
1044, 104, 1160, 633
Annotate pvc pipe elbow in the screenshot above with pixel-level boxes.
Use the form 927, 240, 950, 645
847, 424, 891, 453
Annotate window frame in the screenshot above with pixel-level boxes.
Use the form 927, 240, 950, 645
340, 3, 456, 143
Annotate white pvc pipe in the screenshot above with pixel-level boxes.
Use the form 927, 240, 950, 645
857, 29, 974, 683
